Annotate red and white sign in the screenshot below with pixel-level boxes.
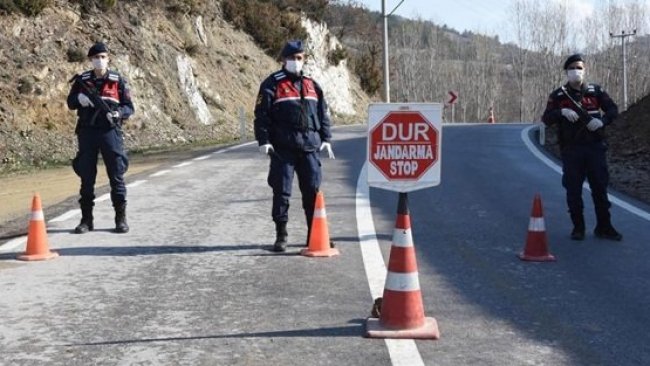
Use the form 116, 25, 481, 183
446, 90, 458, 105
367, 103, 443, 192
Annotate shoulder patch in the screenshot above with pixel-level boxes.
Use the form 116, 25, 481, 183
272, 71, 287, 81
108, 71, 120, 82
80, 71, 92, 80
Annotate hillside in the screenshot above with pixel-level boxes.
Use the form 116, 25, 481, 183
608, 94, 650, 203
0, 0, 369, 173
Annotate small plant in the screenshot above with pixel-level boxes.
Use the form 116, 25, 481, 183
0, 0, 20, 14
221, 0, 308, 59
328, 45, 347, 66
100, 0, 116, 9
66, 47, 86, 63
183, 41, 200, 56
13, 0, 52, 16
17, 76, 34, 94
128, 13, 141, 26
353, 47, 382, 96
166, 0, 203, 15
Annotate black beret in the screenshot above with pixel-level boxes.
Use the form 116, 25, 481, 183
280, 40, 304, 58
563, 53, 584, 69
87, 42, 109, 57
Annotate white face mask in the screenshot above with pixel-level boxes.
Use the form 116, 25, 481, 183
567, 69, 584, 83
285, 60, 304, 75
91, 58, 109, 71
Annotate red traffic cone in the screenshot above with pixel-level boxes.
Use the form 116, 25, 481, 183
518, 194, 555, 262
17, 193, 58, 261
301, 191, 339, 257
366, 193, 439, 339
487, 108, 495, 123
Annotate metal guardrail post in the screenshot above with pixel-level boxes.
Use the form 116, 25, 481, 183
239, 107, 247, 141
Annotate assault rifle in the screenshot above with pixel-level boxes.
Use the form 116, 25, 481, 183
68, 74, 119, 127
560, 86, 605, 139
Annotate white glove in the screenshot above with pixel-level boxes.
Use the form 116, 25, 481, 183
319, 142, 335, 159
561, 108, 579, 122
586, 118, 604, 131
106, 111, 121, 124
77, 93, 94, 108
259, 144, 274, 156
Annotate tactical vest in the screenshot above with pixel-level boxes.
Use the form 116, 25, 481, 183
79, 70, 121, 107
272, 74, 320, 132
555, 83, 605, 146
77, 70, 122, 129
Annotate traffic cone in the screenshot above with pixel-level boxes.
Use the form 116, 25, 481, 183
518, 194, 555, 262
17, 193, 59, 261
487, 108, 495, 123
366, 193, 439, 339
301, 191, 339, 257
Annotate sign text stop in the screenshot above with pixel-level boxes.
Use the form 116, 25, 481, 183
367, 103, 443, 192
369, 111, 439, 180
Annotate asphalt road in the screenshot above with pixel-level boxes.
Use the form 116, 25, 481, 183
1, 124, 649, 365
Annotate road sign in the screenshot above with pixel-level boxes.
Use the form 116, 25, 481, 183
367, 103, 443, 192
447, 90, 458, 105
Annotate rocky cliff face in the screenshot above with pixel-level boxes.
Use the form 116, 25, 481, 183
0, 1, 369, 172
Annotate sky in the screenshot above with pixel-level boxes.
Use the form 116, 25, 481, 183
357, 0, 649, 44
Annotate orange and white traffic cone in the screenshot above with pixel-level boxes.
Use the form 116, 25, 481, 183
301, 191, 339, 257
366, 193, 439, 339
17, 193, 58, 261
518, 194, 555, 262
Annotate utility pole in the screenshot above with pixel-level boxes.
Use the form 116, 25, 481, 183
382, 0, 389, 102
381, 0, 404, 103
609, 29, 636, 110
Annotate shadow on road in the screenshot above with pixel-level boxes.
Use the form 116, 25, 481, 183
62, 319, 366, 347
0, 244, 267, 259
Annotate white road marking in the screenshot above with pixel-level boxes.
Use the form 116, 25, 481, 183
355, 163, 426, 366
214, 141, 257, 154
522, 125, 650, 221
96, 193, 111, 202
126, 180, 147, 188
149, 169, 171, 177
192, 155, 211, 161
173, 161, 193, 168
0, 237, 27, 253
49, 209, 81, 223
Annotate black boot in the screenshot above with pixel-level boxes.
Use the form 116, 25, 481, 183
74, 206, 94, 234
273, 221, 288, 252
114, 203, 129, 233
594, 226, 623, 241
570, 212, 585, 241
594, 208, 622, 241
